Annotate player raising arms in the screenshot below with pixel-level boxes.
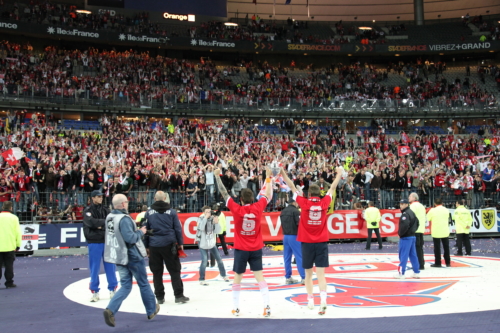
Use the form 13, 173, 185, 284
213, 167, 274, 317
280, 166, 343, 315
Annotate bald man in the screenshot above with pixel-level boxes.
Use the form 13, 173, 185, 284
103, 194, 159, 327
143, 191, 189, 304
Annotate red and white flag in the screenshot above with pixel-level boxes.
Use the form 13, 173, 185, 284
2, 148, 25, 166
398, 146, 411, 157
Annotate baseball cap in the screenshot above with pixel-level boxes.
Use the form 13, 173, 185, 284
91, 190, 104, 197
400, 199, 409, 204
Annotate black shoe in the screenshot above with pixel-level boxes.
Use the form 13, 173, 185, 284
454, 253, 463, 256
5, 284, 17, 289
365, 248, 371, 250
379, 246, 383, 250
419, 267, 425, 270
175, 296, 190, 303
465, 253, 471, 256
157, 298, 165, 304
430, 264, 442, 268
446, 264, 451, 267
148, 303, 160, 320
103, 309, 115, 327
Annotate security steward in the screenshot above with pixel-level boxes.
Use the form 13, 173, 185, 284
143, 191, 189, 304
395, 199, 420, 279
83, 190, 117, 302
364, 201, 383, 250
280, 200, 305, 284
0, 201, 21, 288
426, 198, 451, 267
409, 192, 427, 270
453, 199, 473, 256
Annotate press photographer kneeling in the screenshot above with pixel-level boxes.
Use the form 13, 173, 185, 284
196, 206, 230, 285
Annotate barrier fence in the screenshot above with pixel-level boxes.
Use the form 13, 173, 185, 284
1, 91, 498, 113
6, 187, 500, 225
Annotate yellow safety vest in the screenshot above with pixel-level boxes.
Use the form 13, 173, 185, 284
427, 205, 450, 238
364, 207, 381, 228
453, 205, 473, 234
410, 201, 427, 234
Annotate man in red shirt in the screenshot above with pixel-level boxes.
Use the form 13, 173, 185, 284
281, 166, 342, 315
214, 167, 273, 317
0, 178, 12, 211
12, 169, 31, 213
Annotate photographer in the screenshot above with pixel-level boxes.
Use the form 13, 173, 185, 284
213, 203, 229, 256
143, 191, 189, 305
195, 206, 229, 286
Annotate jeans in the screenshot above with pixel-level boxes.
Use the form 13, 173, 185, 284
45, 187, 53, 207
76, 189, 84, 206
206, 185, 215, 205
364, 184, 371, 201
187, 195, 197, 212
106, 259, 157, 317
147, 189, 156, 207
283, 234, 305, 279
88, 243, 118, 292
57, 191, 67, 210
473, 192, 484, 209
14, 192, 30, 212
199, 246, 226, 281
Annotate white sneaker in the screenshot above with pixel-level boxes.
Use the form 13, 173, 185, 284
318, 303, 327, 315
263, 305, 271, 317
307, 298, 314, 309
223, 276, 230, 282
110, 290, 115, 299
394, 273, 405, 279
285, 277, 298, 285
200, 281, 209, 286
90, 292, 99, 302
411, 273, 420, 279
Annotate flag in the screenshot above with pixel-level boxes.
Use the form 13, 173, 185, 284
2, 148, 24, 166
285, 0, 291, 4
398, 146, 411, 157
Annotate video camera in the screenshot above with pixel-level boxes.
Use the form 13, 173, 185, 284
211, 201, 225, 217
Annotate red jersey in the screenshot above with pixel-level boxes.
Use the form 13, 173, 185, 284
226, 196, 269, 251
295, 192, 332, 243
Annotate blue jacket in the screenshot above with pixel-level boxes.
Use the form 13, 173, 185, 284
114, 209, 145, 262
144, 201, 183, 248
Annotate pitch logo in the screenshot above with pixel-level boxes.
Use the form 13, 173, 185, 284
64, 253, 500, 319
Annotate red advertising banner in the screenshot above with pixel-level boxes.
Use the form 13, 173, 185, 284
132, 209, 431, 244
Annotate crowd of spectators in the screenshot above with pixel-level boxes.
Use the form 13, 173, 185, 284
0, 110, 500, 225
0, 40, 498, 109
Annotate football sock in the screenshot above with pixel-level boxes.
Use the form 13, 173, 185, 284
232, 284, 241, 309
258, 281, 270, 307
320, 290, 327, 304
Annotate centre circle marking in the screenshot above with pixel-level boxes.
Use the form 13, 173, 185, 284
63, 253, 500, 319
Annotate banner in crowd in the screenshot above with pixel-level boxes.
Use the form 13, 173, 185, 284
35, 208, 498, 248
1, 20, 499, 54
20, 224, 39, 251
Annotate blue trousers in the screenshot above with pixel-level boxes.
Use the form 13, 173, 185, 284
283, 234, 305, 279
398, 236, 421, 275
199, 246, 226, 281
106, 259, 156, 317
88, 243, 118, 292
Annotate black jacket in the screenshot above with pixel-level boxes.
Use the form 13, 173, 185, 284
398, 207, 419, 238
83, 203, 111, 243
280, 204, 300, 235
144, 201, 183, 248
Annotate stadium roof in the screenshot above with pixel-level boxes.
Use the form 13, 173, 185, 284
227, 0, 500, 23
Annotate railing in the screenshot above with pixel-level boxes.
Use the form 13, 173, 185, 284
8, 187, 498, 225
1, 90, 498, 113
